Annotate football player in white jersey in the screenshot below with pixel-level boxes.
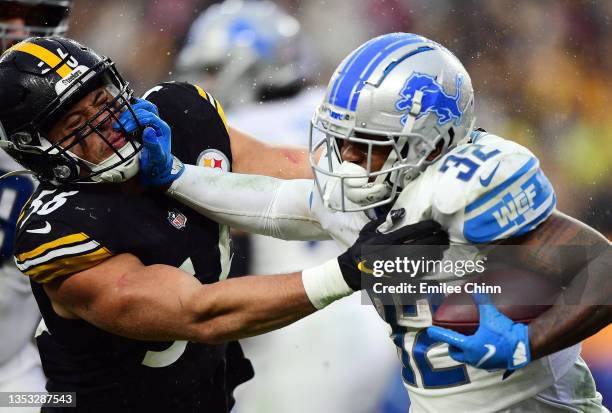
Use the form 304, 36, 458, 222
0, 1, 71, 407
175, 2, 398, 412
141, 33, 611, 412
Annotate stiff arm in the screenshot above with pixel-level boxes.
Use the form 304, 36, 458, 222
168, 164, 331, 241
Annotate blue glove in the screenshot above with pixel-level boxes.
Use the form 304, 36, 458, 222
139, 126, 184, 187
114, 98, 162, 134
427, 293, 531, 371
114, 98, 184, 187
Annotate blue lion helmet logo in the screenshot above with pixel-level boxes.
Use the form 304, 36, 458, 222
396, 73, 463, 127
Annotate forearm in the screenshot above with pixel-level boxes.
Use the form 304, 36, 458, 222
500, 211, 612, 359
169, 164, 330, 240
94, 272, 315, 344
529, 247, 612, 359
191, 273, 316, 343
51, 256, 320, 344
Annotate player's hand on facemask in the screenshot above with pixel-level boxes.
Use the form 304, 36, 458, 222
114, 98, 163, 133
114, 99, 184, 187
427, 293, 531, 372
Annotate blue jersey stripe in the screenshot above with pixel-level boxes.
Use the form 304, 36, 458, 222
463, 168, 556, 243
512, 193, 556, 238
329, 33, 427, 110
465, 157, 537, 214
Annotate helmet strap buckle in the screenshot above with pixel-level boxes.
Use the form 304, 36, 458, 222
409, 89, 423, 116
53, 164, 74, 180
401, 90, 423, 135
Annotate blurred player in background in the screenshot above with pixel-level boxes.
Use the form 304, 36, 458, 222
0, 1, 71, 408
176, 2, 398, 412
0, 0, 70, 50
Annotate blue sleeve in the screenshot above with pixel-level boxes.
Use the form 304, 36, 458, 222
0, 173, 35, 259
462, 157, 556, 243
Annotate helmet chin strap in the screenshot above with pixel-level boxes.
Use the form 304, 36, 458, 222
71, 143, 141, 183
96, 155, 140, 183
390, 89, 428, 187
94, 145, 141, 183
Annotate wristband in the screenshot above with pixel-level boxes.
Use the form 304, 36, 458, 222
301, 259, 353, 310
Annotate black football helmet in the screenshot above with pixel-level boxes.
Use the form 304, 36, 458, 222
0, 0, 72, 52
0, 36, 143, 184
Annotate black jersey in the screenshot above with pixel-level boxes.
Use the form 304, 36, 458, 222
13, 82, 253, 413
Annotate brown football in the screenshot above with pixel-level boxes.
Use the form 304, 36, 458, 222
432, 268, 562, 335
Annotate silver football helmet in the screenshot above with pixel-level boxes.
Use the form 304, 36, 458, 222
0, 0, 71, 52
175, 0, 302, 109
310, 32, 475, 212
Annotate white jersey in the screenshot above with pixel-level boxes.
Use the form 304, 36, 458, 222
310, 131, 604, 412
168, 130, 605, 412
227, 89, 399, 413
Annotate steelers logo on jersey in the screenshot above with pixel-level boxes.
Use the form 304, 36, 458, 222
197, 149, 230, 173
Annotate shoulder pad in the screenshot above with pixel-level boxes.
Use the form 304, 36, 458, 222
431, 133, 556, 243
141, 82, 232, 168
432, 133, 535, 214
142, 82, 229, 130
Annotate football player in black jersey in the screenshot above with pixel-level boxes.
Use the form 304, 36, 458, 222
0, 37, 446, 412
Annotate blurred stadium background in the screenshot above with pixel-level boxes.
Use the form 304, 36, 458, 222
61, 0, 611, 410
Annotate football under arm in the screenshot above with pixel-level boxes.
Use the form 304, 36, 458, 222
501, 211, 612, 360
167, 164, 332, 241
229, 127, 321, 180
43, 253, 317, 344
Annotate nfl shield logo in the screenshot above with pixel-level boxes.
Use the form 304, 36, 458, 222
168, 210, 187, 229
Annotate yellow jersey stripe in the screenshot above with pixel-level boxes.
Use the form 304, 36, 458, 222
17, 209, 26, 226
193, 84, 229, 132
194, 84, 210, 102
16, 233, 89, 262
11, 42, 72, 78
16, 193, 34, 226
25, 247, 113, 283
216, 100, 229, 132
